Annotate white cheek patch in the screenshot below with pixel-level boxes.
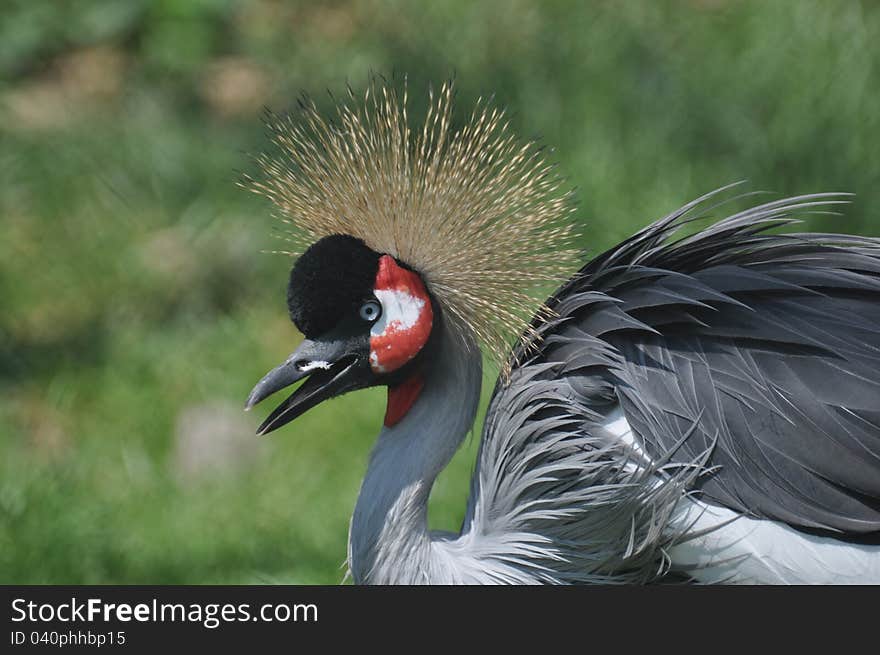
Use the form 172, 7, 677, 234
371, 289, 426, 338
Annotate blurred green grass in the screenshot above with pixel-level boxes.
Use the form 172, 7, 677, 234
1, 0, 879, 583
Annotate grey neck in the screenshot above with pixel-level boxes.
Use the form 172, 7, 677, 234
348, 320, 482, 584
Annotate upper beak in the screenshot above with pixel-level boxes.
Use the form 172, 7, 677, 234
245, 337, 366, 435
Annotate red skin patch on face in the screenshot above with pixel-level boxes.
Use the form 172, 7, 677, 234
384, 374, 424, 427
374, 254, 428, 294
370, 255, 433, 426
369, 255, 433, 373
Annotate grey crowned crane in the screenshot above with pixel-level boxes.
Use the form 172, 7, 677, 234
245, 81, 880, 584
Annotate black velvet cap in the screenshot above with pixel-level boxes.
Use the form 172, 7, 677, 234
287, 234, 381, 338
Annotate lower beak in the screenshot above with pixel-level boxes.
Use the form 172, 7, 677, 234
245, 338, 365, 435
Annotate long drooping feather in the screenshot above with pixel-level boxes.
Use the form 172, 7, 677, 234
247, 78, 578, 368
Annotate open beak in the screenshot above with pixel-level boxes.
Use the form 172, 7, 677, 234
245, 337, 369, 435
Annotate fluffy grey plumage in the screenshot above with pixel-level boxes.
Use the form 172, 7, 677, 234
453, 187, 880, 583
343, 186, 880, 584
464, 364, 704, 583
534, 187, 880, 539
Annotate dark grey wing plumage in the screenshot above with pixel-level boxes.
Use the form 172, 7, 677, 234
500, 188, 880, 540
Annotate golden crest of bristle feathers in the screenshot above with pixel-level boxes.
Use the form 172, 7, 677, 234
248, 78, 579, 374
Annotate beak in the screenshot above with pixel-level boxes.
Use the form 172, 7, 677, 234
245, 337, 370, 435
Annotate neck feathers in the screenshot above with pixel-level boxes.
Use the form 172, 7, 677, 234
348, 318, 482, 584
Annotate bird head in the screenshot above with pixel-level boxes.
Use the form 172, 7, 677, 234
246, 234, 437, 434
244, 78, 578, 434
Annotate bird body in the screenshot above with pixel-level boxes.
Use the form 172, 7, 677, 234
246, 80, 880, 584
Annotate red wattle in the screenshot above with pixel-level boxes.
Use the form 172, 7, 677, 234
384, 375, 425, 427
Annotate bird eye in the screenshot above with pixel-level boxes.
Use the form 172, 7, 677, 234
359, 299, 382, 322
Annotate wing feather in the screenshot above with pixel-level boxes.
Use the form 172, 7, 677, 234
470, 189, 880, 575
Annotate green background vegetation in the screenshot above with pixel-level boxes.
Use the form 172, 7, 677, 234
2, 0, 879, 583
